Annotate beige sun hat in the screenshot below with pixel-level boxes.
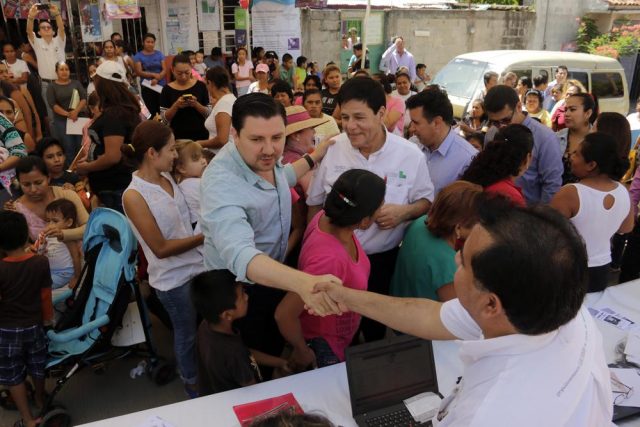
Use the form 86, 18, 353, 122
285, 105, 330, 137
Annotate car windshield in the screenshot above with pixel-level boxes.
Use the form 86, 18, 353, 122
432, 58, 489, 100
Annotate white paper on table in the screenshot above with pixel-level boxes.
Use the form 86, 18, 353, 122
403, 391, 442, 423
610, 368, 640, 407
141, 79, 164, 94
136, 415, 175, 427
625, 332, 640, 365
587, 307, 636, 330
65, 117, 91, 135
111, 302, 146, 347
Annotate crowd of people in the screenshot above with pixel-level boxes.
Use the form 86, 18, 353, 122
0, 12, 638, 426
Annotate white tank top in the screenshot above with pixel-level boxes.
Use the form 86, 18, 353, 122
570, 182, 630, 267
123, 172, 204, 291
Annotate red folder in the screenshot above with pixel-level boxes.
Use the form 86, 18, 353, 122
233, 393, 304, 426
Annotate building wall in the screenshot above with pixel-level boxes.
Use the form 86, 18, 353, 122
301, 8, 535, 76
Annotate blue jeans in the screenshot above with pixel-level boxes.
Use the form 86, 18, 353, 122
155, 282, 197, 385
53, 115, 82, 167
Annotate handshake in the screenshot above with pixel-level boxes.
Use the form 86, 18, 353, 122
301, 275, 350, 317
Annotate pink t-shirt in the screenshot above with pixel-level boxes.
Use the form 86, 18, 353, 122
231, 61, 254, 89
386, 95, 405, 134
298, 211, 370, 360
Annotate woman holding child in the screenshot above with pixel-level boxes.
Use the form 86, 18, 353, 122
122, 120, 204, 399
8, 156, 88, 245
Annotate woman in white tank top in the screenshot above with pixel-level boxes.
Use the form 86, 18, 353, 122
121, 121, 204, 398
551, 132, 634, 292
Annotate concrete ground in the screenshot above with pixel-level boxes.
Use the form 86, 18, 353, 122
0, 315, 187, 427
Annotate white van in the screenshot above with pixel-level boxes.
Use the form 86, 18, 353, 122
432, 50, 629, 119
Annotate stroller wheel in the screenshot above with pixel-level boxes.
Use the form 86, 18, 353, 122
40, 407, 71, 427
150, 361, 177, 386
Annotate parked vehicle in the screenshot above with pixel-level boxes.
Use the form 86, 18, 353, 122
433, 50, 629, 119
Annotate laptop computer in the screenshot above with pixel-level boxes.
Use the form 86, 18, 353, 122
345, 334, 441, 427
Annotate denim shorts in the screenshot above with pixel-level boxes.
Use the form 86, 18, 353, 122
51, 267, 75, 289
0, 325, 47, 386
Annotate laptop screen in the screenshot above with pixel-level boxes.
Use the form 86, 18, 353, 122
346, 335, 439, 416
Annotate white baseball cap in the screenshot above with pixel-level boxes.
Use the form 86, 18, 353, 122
95, 61, 127, 84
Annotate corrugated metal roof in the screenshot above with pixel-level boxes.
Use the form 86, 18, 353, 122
606, 0, 640, 8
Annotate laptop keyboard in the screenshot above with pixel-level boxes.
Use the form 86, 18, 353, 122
365, 407, 429, 426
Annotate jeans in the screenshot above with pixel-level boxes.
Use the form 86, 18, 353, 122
53, 115, 82, 167
155, 282, 197, 385
308, 337, 340, 368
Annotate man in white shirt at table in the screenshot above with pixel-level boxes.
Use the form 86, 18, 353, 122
317, 203, 612, 426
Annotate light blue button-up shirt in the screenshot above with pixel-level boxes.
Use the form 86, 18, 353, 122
421, 128, 477, 195
200, 142, 296, 282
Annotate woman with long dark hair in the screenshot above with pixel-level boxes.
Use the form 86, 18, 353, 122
74, 61, 141, 212
462, 124, 533, 207
122, 120, 203, 398
551, 132, 633, 292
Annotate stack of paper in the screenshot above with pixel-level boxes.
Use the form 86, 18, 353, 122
404, 392, 442, 424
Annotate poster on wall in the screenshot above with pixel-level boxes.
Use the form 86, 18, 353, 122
2, 0, 65, 20
197, 0, 220, 32
79, 0, 112, 42
104, 0, 140, 19
251, 0, 301, 59
162, 0, 199, 55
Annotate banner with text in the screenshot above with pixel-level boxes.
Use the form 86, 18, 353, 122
251, 0, 301, 59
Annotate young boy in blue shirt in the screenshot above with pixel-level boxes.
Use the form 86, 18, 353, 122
190, 270, 290, 396
0, 210, 53, 427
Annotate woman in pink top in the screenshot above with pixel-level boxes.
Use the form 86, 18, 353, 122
461, 124, 533, 207
275, 169, 386, 369
373, 73, 404, 136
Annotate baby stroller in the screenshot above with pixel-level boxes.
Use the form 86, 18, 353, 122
1, 208, 176, 426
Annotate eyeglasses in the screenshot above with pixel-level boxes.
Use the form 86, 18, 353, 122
612, 374, 634, 405
488, 110, 515, 128
40, 25, 52, 30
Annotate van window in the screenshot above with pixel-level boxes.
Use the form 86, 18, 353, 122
568, 72, 589, 91
432, 58, 488, 100
511, 69, 531, 79
591, 72, 624, 98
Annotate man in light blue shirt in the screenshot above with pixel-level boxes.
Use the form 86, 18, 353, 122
200, 93, 340, 359
380, 36, 416, 81
484, 85, 563, 204
406, 89, 477, 195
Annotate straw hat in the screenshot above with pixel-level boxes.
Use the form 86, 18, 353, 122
285, 105, 330, 137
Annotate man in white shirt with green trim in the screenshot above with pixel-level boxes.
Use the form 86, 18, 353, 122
316, 204, 612, 426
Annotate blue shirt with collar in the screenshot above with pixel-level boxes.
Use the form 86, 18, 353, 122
485, 116, 563, 204
200, 142, 296, 282
516, 115, 563, 204
421, 128, 477, 195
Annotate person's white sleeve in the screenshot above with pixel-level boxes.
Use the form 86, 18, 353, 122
409, 153, 435, 203
440, 299, 483, 340
306, 157, 329, 206
231, 63, 238, 74
179, 179, 201, 224
381, 43, 395, 63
